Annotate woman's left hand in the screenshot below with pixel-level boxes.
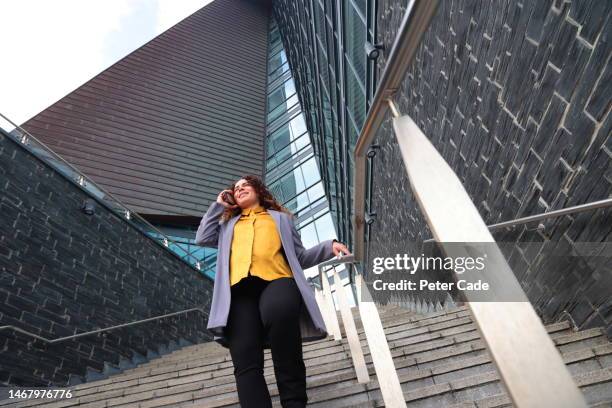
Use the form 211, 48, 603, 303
332, 241, 351, 257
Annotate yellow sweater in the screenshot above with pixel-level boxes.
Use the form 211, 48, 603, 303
229, 205, 293, 286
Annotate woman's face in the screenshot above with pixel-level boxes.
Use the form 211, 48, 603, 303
233, 179, 259, 208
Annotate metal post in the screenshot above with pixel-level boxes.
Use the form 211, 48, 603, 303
355, 272, 407, 407
319, 267, 342, 340
314, 287, 334, 338
332, 267, 370, 383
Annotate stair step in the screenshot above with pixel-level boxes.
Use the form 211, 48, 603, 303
304, 367, 612, 408
6, 340, 608, 408
121, 306, 474, 373
2, 306, 610, 408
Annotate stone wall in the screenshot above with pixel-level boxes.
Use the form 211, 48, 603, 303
368, 0, 611, 335
0, 130, 215, 387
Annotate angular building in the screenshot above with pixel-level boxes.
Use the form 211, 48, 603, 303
16, 0, 340, 282
17, 0, 274, 280
1, 0, 611, 405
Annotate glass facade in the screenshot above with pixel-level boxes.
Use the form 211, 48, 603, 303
265, 19, 341, 280
272, 0, 377, 249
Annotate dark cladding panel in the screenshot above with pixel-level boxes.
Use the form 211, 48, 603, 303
20, 0, 270, 217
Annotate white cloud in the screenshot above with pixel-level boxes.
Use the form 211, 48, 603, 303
0, 0, 215, 126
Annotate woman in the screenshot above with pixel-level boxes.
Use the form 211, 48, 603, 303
195, 175, 350, 408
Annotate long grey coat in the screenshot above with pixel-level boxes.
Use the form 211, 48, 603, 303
194, 201, 335, 348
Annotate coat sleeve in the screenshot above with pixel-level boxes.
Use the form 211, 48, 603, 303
194, 201, 226, 248
289, 215, 336, 270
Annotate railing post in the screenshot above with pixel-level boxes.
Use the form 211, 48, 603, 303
331, 267, 370, 383
319, 267, 342, 340
390, 114, 587, 408
314, 287, 334, 339
355, 271, 407, 407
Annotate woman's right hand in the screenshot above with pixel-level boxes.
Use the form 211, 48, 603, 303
216, 189, 238, 208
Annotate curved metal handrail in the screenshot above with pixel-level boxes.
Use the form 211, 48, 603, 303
0, 307, 206, 344
319, 254, 356, 268
353, 0, 440, 261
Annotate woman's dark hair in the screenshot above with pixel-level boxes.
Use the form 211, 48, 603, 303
221, 175, 293, 222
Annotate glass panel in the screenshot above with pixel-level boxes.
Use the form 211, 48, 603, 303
344, 0, 366, 80
268, 79, 296, 112
301, 156, 321, 186
307, 182, 325, 202
352, 0, 366, 16
313, 2, 327, 46
347, 115, 359, 150
267, 149, 315, 184
266, 133, 311, 172
272, 98, 299, 124
268, 49, 288, 73
267, 114, 308, 156
268, 61, 291, 84
299, 222, 319, 248
345, 64, 366, 130
315, 212, 337, 241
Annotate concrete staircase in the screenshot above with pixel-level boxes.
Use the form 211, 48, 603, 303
2, 305, 611, 407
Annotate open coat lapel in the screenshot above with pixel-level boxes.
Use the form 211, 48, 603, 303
206, 213, 240, 334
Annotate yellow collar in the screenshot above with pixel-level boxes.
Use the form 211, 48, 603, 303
241, 205, 266, 216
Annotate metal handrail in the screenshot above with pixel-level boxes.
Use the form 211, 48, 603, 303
488, 197, 612, 231
0, 307, 206, 344
314, 256, 407, 406
0, 113, 207, 274
316, 256, 369, 383
349, 0, 587, 406
353, 0, 440, 262
308, 255, 358, 296
422, 197, 612, 242
319, 254, 355, 268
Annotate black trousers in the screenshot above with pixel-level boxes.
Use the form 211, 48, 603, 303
226, 275, 307, 408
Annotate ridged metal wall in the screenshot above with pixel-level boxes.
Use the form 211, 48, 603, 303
20, 0, 271, 217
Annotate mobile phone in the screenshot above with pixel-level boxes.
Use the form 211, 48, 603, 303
222, 191, 236, 205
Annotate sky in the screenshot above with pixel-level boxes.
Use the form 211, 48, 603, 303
0, 0, 214, 126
